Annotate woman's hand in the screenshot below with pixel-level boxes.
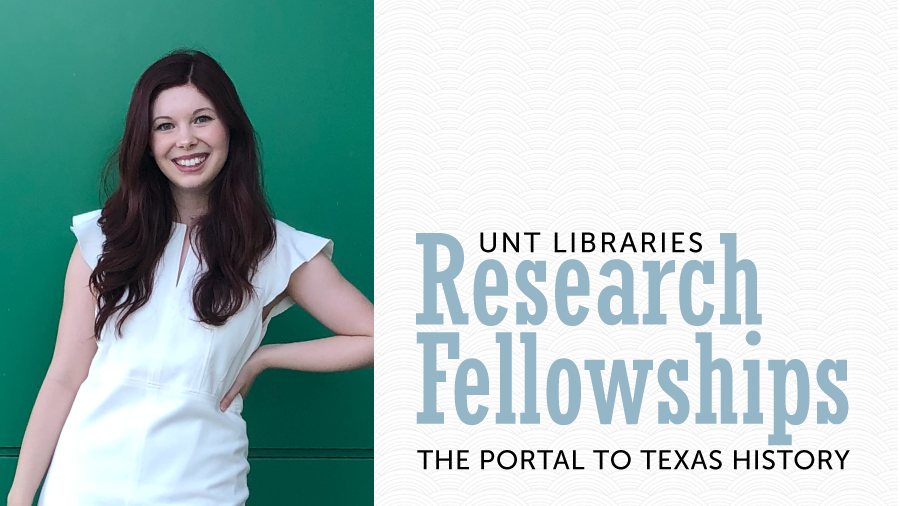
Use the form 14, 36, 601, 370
220, 346, 270, 411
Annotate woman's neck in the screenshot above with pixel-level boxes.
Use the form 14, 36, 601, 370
171, 188, 209, 226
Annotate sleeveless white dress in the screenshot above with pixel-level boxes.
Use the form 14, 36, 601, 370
37, 209, 333, 506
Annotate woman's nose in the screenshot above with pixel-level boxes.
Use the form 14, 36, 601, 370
177, 127, 197, 149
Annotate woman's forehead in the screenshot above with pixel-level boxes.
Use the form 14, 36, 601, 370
153, 85, 214, 116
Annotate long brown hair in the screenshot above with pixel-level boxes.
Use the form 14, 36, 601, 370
93, 48, 276, 339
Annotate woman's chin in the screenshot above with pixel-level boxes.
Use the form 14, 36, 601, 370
168, 178, 215, 195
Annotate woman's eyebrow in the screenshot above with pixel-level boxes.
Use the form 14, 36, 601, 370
152, 107, 214, 122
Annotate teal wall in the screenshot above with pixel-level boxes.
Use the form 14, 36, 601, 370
0, 1, 373, 503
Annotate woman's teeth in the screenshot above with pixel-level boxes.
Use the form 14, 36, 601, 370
175, 156, 207, 167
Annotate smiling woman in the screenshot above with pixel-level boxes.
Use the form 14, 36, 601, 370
151, 94, 229, 195
7, 49, 374, 506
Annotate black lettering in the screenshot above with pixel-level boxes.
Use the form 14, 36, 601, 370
642, 232, 656, 253
611, 450, 630, 470
418, 449, 433, 469
480, 233, 496, 253
689, 232, 702, 252
537, 449, 552, 469
602, 232, 616, 253
734, 450, 750, 469
503, 232, 519, 253
498, 450, 516, 470
763, 450, 775, 470
521, 450, 535, 470
709, 450, 722, 470
621, 232, 636, 252
835, 450, 849, 469
594, 450, 609, 470
553, 450, 569, 470
582, 232, 595, 253
659, 449, 671, 469
674, 449, 688, 469
642, 450, 656, 469
691, 450, 707, 470
795, 450, 814, 470
436, 450, 452, 469
481, 450, 494, 469
554, 233, 565, 253
777, 450, 792, 469
524, 232, 540, 252
818, 450, 832, 470
672, 232, 684, 252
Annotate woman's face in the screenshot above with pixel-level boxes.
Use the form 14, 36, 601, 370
150, 84, 229, 197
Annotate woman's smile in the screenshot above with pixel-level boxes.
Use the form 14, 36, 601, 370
150, 84, 230, 193
172, 153, 210, 173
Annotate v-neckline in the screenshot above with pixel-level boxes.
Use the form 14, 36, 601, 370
173, 222, 193, 288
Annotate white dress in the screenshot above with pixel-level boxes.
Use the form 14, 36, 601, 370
37, 209, 333, 506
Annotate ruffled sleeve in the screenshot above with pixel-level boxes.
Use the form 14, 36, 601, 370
70, 209, 104, 270
261, 219, 334, 322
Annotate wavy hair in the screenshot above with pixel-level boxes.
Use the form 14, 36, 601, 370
92, 49, 276, 339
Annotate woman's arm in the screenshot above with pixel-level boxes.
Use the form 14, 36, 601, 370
220, 252, 373, 410
8, 244, 98, 505
261, 251, 374, 371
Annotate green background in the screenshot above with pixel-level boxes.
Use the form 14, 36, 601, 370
0, 1, 373, 504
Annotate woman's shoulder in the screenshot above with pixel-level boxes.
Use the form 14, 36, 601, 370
72, 208, 102, 226
271, 218, 333, 262
70, 208, 104, 270
257, 218, 334, 306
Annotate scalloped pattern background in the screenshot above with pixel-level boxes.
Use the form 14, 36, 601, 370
374, 1, 897, 504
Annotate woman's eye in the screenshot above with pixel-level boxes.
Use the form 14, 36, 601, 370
154, 117, 211, 131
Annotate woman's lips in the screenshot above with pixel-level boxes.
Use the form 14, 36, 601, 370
174, 156, 207, 173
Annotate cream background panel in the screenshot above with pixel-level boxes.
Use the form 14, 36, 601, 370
375, 1, 897, 504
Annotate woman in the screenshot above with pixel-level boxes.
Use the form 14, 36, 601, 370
7, 49, 374, 505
